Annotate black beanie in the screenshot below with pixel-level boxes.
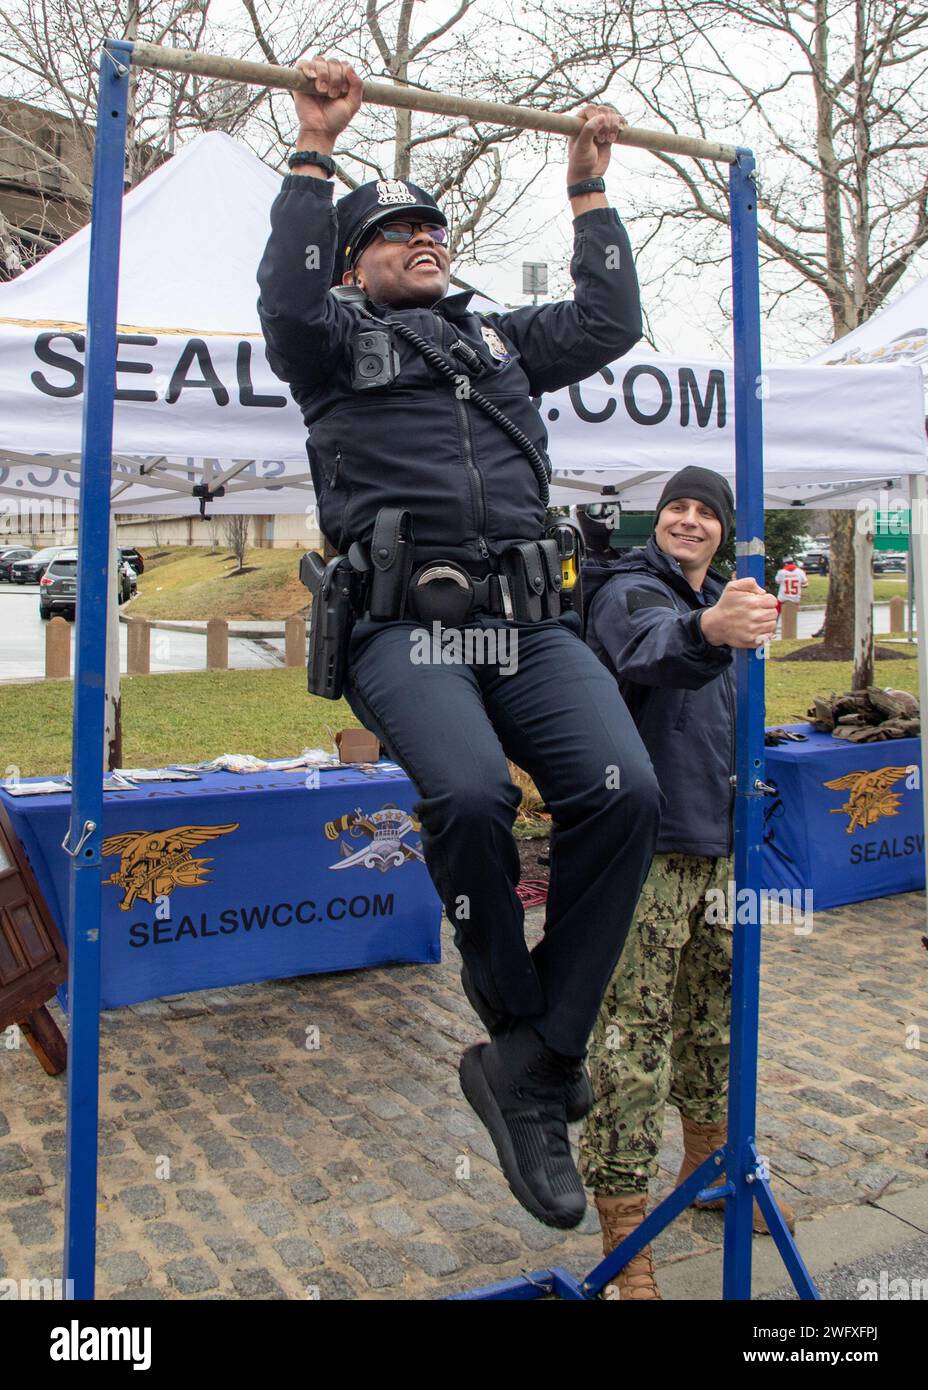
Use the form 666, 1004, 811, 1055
655, 467, 735, 542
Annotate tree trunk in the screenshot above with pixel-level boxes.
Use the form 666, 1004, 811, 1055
821, 511, 855, 648
852, 521, 874, 689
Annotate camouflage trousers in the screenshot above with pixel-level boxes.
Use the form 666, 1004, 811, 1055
578, 852, 734, 1197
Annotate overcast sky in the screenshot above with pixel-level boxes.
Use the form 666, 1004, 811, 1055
206, 0, 922, 366
157, 1, 928, 365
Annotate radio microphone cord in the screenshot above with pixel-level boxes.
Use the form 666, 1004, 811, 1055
363, 312, 552, 508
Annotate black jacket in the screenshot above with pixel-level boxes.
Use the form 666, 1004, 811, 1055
584, 535, 736, 857
256, 175, 642, 565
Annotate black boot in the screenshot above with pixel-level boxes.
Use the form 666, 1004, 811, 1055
459, 1022, 587, 1229
460, 962, 593, 1122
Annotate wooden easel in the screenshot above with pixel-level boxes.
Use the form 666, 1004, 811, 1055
0, 803, 68, 1075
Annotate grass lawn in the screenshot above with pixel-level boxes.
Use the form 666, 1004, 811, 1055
124, 546, 309, 622
801, 574, 908, 605
0, 670, 361, 778
765, 637, 918, 725
0, 640, 919, 779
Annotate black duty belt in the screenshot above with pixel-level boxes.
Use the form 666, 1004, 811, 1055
356, 508, 563, 625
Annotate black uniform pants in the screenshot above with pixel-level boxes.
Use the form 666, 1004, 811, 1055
343, 608, 662, 1057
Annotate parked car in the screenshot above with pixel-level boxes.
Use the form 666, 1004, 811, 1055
873, 552, 907, 574
0, 546, 34, 580
801, 550, 829, 575
119, 546, 145, 575
10, 545, 71, 584
39, 555, 78, 619
39, 553, 134, 619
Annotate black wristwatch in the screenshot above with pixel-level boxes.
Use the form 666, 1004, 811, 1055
288, 149, 336, 176
567, 175, 606, 199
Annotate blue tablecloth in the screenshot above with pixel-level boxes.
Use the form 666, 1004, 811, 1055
0, 762, 442, 1008
762, 726, 924, 909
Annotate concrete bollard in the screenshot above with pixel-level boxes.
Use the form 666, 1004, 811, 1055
45, 616, 71, 679
126, 618, 151, 674
781, 603, 798, 639
285, 614, 306, 668
889, 595, 905, 633
206, 618, 229, 671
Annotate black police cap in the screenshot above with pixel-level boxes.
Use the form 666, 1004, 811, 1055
333, 178, 448, 286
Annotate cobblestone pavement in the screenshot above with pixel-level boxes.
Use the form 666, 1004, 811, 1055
1, 891, 926, 1300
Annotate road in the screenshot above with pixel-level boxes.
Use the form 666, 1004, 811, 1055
0, 586, 286, 680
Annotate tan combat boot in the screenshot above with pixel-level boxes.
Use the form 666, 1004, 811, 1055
675, 1115, 796, 1235
594, 1193, 662, 1300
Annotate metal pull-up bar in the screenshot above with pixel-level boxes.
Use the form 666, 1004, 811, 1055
61, 33, 817, 1309
127, 40, 741, 166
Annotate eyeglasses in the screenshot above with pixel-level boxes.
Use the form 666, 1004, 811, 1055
377, 221, 449, 245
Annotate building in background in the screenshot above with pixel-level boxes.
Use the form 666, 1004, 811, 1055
0, 97, 95, 278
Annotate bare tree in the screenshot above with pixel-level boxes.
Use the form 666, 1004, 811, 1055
0, 0, 346, 268
223, 512, 249, 572
241, 0, 672, 267
612, 1, 928, 676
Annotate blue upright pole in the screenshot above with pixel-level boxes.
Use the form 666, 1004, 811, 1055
724, 150, 768, 1301
63, 39, 132, 1300
724, 152, 819, 1304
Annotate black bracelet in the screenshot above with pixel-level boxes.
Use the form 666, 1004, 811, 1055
288, 149, 336, 176
567, 176, 606, 199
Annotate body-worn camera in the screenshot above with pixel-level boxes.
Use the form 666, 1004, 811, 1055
351, 328, 400, 390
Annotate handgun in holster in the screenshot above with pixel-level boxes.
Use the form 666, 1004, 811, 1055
299, 551, 357, 700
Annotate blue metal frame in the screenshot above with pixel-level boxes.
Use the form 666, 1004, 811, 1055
64, 46, 817, 1302
64, 39, 133, 1300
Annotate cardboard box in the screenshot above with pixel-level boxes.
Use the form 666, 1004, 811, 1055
336, 729, 381, 764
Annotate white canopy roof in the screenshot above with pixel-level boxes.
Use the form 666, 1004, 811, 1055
0, 131, 924, 514
806, 274, 928, 381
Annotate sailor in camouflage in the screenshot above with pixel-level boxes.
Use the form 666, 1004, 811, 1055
579, 850, 733, 1199
576, 467, 790, 1300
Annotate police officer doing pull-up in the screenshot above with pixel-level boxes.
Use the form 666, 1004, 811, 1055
257, 54, 661, 1230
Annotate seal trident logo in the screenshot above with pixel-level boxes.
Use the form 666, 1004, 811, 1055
101, 824, 239, 910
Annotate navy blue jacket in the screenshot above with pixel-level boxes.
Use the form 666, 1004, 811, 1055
256, 175, 642, 564
584, 535, 735, 857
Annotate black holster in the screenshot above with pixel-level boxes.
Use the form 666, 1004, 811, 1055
299, 551, 357, 700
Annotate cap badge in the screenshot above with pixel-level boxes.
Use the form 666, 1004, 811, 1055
376, 179, 417, 206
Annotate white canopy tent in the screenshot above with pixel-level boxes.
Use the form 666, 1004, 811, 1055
800, 272, 928, 939
0, 131, 924, 517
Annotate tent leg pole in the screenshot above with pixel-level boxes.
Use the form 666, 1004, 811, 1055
63, 38, 132, 1301
725, 151, 766, 1302
725, 151, 816, 1300
910, 472, 928, 938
